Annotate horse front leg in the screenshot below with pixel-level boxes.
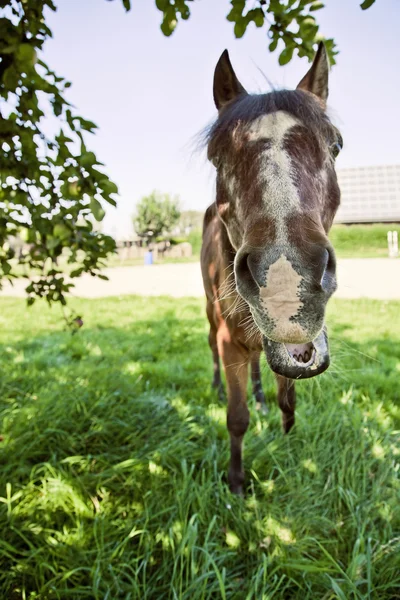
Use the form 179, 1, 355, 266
217, 324, 250, 495
275, 375, 296, 433
206, 300, 224, 400
250, 352, 267, 414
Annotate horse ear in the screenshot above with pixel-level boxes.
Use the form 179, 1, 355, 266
213, 50, 247, 110
296, 42, 330, 107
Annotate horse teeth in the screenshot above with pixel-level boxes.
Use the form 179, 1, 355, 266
303, 351, 309, 362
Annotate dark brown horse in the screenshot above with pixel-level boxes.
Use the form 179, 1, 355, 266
201, 43, 342, 494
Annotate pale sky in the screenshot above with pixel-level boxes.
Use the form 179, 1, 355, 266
43, 0, 400, 238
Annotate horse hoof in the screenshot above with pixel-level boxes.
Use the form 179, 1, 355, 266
228, 472, 244, 496
229, 483, 244, 496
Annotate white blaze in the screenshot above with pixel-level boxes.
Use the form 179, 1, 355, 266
247, 111, 301, 242
260, 254, 307, 343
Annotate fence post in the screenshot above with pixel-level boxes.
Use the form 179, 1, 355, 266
388, 230, 399, 258
394, 231, 399, 257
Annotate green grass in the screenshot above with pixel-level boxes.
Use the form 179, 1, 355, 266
329, 224, 398, 259
0, 296, 399, 599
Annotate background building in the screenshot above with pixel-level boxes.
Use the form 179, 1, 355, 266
335, 164, 400, 224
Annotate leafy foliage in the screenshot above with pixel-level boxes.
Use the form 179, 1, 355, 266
133, 191, 181, 245
145, 0, 378, 66
0, 0, 120, 306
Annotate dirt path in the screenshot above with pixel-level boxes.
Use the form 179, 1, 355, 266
1, 259, 399, 300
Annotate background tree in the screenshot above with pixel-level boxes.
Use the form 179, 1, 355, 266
133, 191, 181, 246
0, 0, 378, 307
179, 210, 204, 232
0, 0, 124, 307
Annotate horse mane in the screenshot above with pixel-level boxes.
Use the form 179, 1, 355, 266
205, 89, 336, 159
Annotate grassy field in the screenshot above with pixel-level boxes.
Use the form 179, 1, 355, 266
0, 296, 399, 599
329, 224, 399, 259
181, 224, 400, 261
108, 225, 399, 268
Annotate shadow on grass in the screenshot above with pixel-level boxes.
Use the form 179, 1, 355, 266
0, 299, 399, 598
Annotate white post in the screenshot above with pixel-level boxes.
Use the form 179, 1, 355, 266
393, 231, 399, 257
388, 231, 393, 257
387, 231, 399, 258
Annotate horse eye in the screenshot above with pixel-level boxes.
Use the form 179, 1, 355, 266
330, 131, 343, 159
331, 142, 342, 158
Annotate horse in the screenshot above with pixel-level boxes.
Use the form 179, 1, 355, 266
201, 43, 342, 495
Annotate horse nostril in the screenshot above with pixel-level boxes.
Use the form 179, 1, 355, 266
235, 252, 259, 297
321, 246, 337, 292
325, 246, 336, 275
235, 252, 251, 281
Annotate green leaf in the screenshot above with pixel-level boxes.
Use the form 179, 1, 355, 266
66, 109, 76, 131
90, 198, 105, 221
80, 152, 97, 168
234, 19, 247, 38
278, 45, 294, 65
160, 17, 177, 36
79, 119, 97, 132
53, 98, 63, 116
360, 0, 375, 8
100, 179, 119, 196
122, 0, 131, 9
3, 65, 19, 90
269, 38, 278, 52
300, 15, 316, 26
16, 43, 37, 65
309, 1, 325, 10
268, 0, 285, 15
70, 268, 84, 278
155, 0, 169, 9
2, 261, 11, 275
179, 6, 190, 20
160, 5, 177, 36
246, 8, 264, 27
46, 235, 61, 250
300, 17, 319, 41
53, 223, 70, 240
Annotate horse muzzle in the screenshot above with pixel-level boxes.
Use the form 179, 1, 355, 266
263, 326, 330, 380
